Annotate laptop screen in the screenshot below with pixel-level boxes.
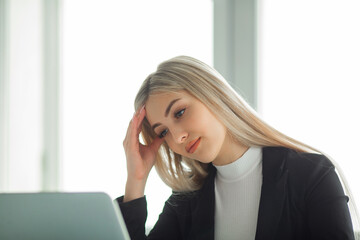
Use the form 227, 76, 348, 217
0, 192, 130, 240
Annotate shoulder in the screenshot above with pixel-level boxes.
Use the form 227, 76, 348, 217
262, 146, 339, 199
263, 146, 334, 175
262, 147, 336, 188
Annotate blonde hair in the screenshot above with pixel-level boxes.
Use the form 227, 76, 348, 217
134, 56, 359, 231
135, 55, 317, 191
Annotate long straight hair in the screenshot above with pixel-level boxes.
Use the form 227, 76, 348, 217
134, 56, 359, 231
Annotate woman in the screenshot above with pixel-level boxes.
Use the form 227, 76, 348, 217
118, 56, 356, 239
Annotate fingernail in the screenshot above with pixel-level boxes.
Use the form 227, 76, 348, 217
139, 105, 145, 114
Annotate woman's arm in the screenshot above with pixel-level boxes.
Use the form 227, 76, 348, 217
122, 106, 164, 202
116, 195, 183, 240
121, 107, 183, 239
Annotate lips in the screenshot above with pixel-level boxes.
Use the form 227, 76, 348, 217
186, 137, 201, 154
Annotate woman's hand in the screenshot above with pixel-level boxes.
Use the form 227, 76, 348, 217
123, 106, 164, 202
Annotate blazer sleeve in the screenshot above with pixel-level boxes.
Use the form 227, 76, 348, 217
305, 165, 355, 240
116, 195, 182, 240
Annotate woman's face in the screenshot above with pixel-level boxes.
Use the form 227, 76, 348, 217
145, 91, 234, 165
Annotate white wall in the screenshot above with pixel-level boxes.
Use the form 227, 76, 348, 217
3, 0, 358, 232
62, 0, 213, 229
258, 0, 360, 224
1, 0, 44, 192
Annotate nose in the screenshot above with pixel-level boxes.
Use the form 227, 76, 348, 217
172, 128, 188, 144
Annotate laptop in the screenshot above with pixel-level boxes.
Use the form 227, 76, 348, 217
0, 192, 130, 240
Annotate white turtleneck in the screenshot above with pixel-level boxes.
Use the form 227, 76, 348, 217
213, 147, 263, 240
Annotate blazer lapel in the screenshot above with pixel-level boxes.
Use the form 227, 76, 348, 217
189, 165, 216, 239
187, 147, 289, 240
255, 147, 289, 240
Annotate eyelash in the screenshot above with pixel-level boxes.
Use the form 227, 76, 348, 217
158, 108, 186, 138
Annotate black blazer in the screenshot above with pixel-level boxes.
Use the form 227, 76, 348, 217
117, 147, 355, 239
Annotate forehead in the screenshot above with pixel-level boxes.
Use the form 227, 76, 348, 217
145, 91, 192, 124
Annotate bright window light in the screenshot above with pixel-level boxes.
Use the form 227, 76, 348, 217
258, 0, 360, 216
62, 0, 213, 229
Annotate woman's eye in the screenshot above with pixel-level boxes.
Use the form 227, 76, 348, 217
157, 109, 185, 138
159, 129, 168, 138
175, 109, 185, 118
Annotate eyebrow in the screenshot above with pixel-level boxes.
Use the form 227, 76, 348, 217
151, 98, 181, 131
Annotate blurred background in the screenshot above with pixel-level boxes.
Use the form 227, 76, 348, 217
1, 0, 359, 230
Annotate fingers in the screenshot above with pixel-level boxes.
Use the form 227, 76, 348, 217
123, 116, 133, 147
135, 107, 165, 152
124, 105, 164, 157
136, 106, 146, 136
123, 106, 146, 151
132, 106, 145, 139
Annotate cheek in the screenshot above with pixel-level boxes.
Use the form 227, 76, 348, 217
187, 111, 207, 131
164, 139, 182, 154
196, 111, 222, 134
203, 115, 227, 148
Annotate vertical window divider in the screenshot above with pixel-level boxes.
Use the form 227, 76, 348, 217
0, 0, 9, 192
214, 0, 258, 109
42, 0, 62, 191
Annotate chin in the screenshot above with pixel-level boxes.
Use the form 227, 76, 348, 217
194, 154, 216, 164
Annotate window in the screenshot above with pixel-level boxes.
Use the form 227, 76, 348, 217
63, 0, 213, 228
1, 0, 43, 192
258, 0, 360, 215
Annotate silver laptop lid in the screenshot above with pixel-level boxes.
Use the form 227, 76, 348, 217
0, 192, 130, 240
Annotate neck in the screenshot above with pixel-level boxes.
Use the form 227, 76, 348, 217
212, 134, 249, 166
